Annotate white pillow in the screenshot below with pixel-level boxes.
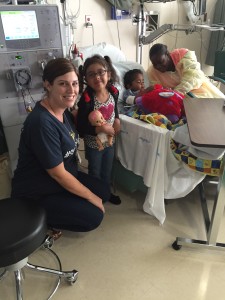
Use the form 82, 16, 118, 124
79, 42, 126, 63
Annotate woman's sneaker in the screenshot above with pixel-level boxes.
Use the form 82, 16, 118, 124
109, 193, 121, 205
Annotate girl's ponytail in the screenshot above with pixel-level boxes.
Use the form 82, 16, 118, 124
104, 55, 119, 85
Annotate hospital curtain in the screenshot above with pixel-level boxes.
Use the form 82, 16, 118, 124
205, 0, 225, 66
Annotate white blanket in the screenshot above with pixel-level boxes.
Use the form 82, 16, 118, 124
116, 115, 205, 224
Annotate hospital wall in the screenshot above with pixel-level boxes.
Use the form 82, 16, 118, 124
49, 0, 216, 75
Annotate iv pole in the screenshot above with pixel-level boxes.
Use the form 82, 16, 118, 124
136, 0, 196, 64
136, 0, 177, 64
136, 1, 145, 64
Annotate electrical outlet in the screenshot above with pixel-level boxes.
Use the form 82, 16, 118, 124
85, 15, 92, 28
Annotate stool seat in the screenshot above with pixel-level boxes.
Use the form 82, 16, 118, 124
0, 198, 47, 267
0, 197, 78, 299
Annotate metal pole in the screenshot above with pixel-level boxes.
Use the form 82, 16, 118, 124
136, 1, 145, 64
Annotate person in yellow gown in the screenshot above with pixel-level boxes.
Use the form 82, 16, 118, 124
147, 43, 225, 98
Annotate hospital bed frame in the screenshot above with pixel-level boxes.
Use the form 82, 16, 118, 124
172, 98, 225, 251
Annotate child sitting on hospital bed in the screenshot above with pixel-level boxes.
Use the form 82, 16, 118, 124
123, 69, 185, 123
122, 69, 152, 106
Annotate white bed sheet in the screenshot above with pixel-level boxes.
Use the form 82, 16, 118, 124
116, 115, 205, 224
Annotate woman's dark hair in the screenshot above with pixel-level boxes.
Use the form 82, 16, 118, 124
79, 54, 119, 93
149, 43, 168, 60
42, 57, 78, 84
123, 69, 143, 89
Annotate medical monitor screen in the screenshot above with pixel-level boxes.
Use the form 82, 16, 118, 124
1, 10, 39, 40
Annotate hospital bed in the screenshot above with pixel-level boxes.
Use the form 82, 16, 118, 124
79, 43, 225, 225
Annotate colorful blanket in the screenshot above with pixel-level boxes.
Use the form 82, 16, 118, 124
170, 139, 222, 176
126, 108, 186, 130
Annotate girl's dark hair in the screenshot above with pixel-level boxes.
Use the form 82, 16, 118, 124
149, 43, 168, 60
79, 54, 119, 93
42, 57, 78, 84
123, 69, 143, 89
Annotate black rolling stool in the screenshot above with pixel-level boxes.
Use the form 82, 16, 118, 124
0, 198, 78, 300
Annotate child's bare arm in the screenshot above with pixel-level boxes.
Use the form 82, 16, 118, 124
113, 118, 120, 135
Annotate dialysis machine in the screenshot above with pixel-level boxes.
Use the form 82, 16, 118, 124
0, 5, 64, 172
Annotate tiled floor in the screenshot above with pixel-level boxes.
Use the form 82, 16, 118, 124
1, 177, 225, 300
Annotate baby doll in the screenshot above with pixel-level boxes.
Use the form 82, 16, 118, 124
88, 110, 113, 151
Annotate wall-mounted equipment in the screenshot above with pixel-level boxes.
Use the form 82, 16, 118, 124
145, 11, 159, 32
106, 0, 132, 10
0, 5, 64, 172
111, 6, 131, 20
11, 67, 32, 92
182, 0, 207, 23
0, 5, 63, 99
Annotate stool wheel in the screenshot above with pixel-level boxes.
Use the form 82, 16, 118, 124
172, 241, 182, 250
65, 270, 79, 285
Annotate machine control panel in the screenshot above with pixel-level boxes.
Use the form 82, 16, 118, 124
0, 5, 62, 52
0, 5, 63, 98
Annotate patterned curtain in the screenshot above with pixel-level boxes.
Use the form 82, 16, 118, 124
205, 0, 225, 66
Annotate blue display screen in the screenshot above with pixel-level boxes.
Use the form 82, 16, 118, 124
0, 10, 39, 40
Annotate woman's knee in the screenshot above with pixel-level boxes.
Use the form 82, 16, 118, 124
46, 208, 104, 232
71, 208, 104, 232
87, 211, 104, 231
36, 194, 103, 232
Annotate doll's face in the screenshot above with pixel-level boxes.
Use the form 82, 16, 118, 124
89, 111, 106, 126
94, 114, 105, 126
